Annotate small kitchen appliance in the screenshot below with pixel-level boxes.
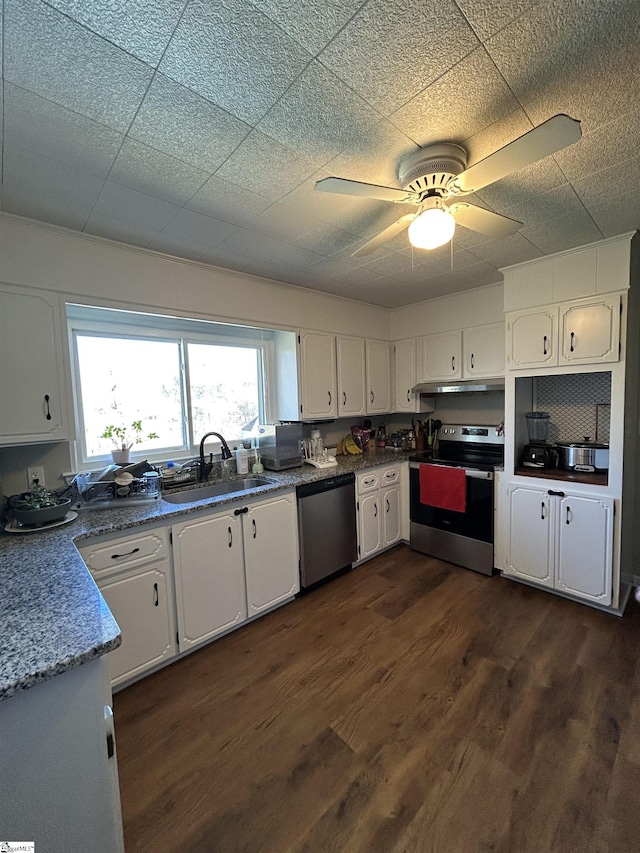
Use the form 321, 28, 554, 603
556, 439, 609, 472
256, 422, 303, 471
521, 412, 554, 469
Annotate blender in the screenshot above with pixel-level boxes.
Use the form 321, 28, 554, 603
522, 412, 553, 468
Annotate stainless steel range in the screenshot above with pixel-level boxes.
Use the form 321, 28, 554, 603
409, 424, 504, 576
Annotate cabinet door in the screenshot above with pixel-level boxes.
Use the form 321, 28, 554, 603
336, 336, 366, 417
463, 323, 505, 378
366, 339, 392, 414
172, 512, 246, 650
382, 485, 401, 547
99, 564, 175, 687
358, 492, 381, 560
559, 295, 620, 364
0, 287, 68, 443
394, 339, 418, 412
244, 494, 300, 616
421, 331, 462, 381
556, 494, 613, 605
507, 308, 557, 369
507, 486, 553, 587
298, 330, 337, 419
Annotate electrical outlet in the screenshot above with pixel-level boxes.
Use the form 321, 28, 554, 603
27, 466, 45, 488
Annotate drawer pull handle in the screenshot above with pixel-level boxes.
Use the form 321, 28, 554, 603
547, 489, 565, 498
111, 547, 140, 560
234, 506, 249, 516
228, 526, 232, 547
44, 394, 52, 420
153, 582, 159, 606
543, 335, 548, 355
252, 518, 257, 539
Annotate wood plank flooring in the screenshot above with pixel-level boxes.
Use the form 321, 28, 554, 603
114, 545, 640, 852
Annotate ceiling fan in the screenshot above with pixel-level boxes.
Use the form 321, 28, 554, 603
315, 115, 582, 257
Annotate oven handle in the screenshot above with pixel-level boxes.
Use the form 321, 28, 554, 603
409, 462, 493, 479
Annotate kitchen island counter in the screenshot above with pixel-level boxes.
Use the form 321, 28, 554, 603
0, 450, 409, 701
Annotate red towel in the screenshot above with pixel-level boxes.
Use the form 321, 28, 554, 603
419, 464, 466, 513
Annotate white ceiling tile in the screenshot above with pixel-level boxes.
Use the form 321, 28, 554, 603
320, 0, 479, 115
158, 0, 312, 125
329, 266, 385, 287
257, 61, 380, 162
218, 229, 323, 269
485, 0, 640, 134
456, 0, 538, 41
110, 138, 209, 205
250, 204, 325, 243
391, 48, 520, 147
187, 176, 271, 226
93, 181, 181, 231
4, 0, 153, 132
215, 131, 320, 200
500, 183, 588, 229
467, 232, 543, 265
587, 188, 640, 239
1, 190, 91, 231
447, 261, 503, 289
196, 246, 250, 273
294, 222, 360, 256
147, 232, 211, 263
4, 83, 123, 178
3, 149, 104, 212
43, 0, 186, 66
462, 108, 533, 167
554, 109, 640, 183
129, 74, 251, 173
256, 0, 365, 54
161, 209, 237, 247
322, 119, 418, 188
83, 213, 158, 247
572, 154, 640, 210
520, 208, 603, 255
473, 157, 569, 213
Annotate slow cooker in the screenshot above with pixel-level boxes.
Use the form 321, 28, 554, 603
556, 439, 609, 472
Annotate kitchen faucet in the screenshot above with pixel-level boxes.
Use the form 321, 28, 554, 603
198, 431, 233, 482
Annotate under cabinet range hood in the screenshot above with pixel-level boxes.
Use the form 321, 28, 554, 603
411, 378, 505, 395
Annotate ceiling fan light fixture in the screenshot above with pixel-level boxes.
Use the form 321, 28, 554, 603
408, 204, 456, 250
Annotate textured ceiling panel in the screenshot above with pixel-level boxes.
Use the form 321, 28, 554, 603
109, 138, 209, 205
1, 0, 639, 307
129, 74, 251, 173
320, 0, 479, 115
5, 0, 152, 132
43, 0, 187, 65
391, 48, 520, 147
255, 0, 366, 55
158, 0, 312, 125
4, 83, 123, 178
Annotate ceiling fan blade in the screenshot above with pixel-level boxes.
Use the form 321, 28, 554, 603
448, 202, 522, 239
315, 176, 419, 204
352, 214, 415, 257
452, 114, 582, 194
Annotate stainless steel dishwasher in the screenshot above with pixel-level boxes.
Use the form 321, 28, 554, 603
296, 472, 357, 589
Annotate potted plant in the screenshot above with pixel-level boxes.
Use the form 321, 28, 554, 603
10, 481, 72, 527
101, 421, 159, 464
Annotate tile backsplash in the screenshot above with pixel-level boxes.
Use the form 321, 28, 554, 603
535, 372, 611, 443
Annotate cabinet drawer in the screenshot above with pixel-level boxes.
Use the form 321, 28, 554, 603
80, 528, 168, 577
357, 470, 380, 494
381, 466, 401, 485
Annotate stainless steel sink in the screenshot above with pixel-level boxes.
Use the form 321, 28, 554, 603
163, 477, 273, 504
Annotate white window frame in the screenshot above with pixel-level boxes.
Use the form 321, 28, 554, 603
67, 306, 276, 470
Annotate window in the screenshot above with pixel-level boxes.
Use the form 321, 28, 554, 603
67, 305, 285, 467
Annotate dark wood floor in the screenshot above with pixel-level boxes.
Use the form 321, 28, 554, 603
114, 545, 640, 852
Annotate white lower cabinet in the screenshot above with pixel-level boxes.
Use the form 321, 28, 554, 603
79, 527, 177, 688
506, 484, 613, 605
356, 464, 403, 561
172, 491, 299, 652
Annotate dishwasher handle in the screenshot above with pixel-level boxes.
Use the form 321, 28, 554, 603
296, 472, 355, 500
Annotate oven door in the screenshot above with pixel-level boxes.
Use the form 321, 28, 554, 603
409, 463, 494, 543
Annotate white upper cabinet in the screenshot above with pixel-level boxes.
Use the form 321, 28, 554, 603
507, 293, 621, 370
463, 323, 505, 377
507, 307, 557, 369
297, 330, 337, 419
394, 339, 417, 412
366, 339, 392, 414
420, 331, 462, 382
0, 285, 69, 444
336, 335, 366, 418
559, 295, 620, 364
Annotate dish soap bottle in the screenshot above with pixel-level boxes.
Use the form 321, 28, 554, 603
235, 446, 249, 475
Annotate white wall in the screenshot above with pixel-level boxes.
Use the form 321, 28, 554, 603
390, 281, 504, 340
0, 214, 390, 340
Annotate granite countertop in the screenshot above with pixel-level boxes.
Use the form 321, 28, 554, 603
0, 449, 409, 701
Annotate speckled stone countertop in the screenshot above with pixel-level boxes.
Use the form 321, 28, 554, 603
0, 450, 409, 701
